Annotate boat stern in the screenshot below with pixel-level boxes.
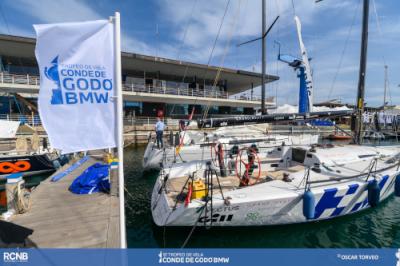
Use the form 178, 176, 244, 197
143, 142, 163, 171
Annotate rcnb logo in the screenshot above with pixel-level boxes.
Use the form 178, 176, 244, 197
3, 252, 28, 263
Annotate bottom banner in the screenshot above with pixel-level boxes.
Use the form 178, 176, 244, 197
0, 249, 399, 266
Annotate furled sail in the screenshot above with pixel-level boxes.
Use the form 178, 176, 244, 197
294, 15, 314, 112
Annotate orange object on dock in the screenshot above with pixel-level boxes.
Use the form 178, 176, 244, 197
0, 189, 7, 208
325, 134, 352, 140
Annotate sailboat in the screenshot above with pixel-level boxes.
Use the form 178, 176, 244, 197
0, 120, 58, 178
143, 124, 319, 171
150, 0, 400, 227
151, 144, 400, 226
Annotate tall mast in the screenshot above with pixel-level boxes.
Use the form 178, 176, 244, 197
383, 65, 388, 109
354, 0, 369, 144
261, 0, 267, 114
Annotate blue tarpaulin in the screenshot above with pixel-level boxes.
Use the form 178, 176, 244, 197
69, 163, 110, 195
310, 119, 334, 126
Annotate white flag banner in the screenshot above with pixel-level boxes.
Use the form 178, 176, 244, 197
34, 20, 116, 154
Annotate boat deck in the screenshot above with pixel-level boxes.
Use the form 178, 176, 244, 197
10, 156, 121, 248
164, 164, 305, 206
163, 153, 397, 207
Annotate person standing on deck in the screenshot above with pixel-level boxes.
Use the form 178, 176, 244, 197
155, 117, 165, 149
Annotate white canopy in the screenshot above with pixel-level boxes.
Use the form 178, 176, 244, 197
269, 104, 351, 114
0, 120, 20, 138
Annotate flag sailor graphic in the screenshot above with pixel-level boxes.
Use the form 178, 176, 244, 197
34, 12, 126, 248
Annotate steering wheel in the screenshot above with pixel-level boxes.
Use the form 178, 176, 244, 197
235, 147, 261, 186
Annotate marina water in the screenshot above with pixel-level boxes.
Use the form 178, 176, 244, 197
125, 143, 400, 248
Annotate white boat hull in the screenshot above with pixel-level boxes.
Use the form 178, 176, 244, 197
152, 172, 397, 226
151, 145, 400, 227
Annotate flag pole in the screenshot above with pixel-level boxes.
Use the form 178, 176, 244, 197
113, 11, 127, 248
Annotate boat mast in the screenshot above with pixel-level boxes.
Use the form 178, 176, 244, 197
383, 65, 388, 109
237, 0, 277, 115
261, 0, 267, 114
354, 0, 370, 144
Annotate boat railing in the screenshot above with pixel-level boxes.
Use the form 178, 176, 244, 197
308, 159, 399, 185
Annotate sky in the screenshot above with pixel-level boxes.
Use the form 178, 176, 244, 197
0, 0, 398, 107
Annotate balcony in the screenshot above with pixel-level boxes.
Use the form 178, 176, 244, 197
0, 72, 274, 108
0, 72, 39, 86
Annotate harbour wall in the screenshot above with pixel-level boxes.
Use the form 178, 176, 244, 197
10, 124, 346, 146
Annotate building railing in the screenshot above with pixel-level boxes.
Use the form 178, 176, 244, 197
0, 113, 181, 128
122, 83, 266, 102
0, 113, 42, 127
123, 117, 180, 127
1, 113, 257, 128
122, 83, 231, 99
0, 72, 40, 86
0, 72, 266, 103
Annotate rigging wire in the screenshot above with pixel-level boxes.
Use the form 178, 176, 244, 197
168, 0, 198, 116
387, 70, 393, 106
169, 0, 231, 117
160, 0, 234, 247
327, 0, 361, 101
371, 0, 386, 66
176, 0, 198, 61
173, 0, 232, 155
203, 0, 232, 74
202, 0, 242, 120
0, 2, 10, 35
173, 0, 242, 248
290, 0, 296, 16
273, 0, 281, 108
371, 0, 392, 106
234, 0, 249, 69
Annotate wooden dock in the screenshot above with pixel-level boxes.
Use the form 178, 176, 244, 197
11, 156, 121, 248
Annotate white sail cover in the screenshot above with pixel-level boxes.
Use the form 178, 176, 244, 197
270, 104, 350, 114
34, 20, 116, 154
294, 15, 314, 112
0, 120, 19, 138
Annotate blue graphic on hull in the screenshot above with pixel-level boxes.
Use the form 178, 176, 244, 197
314, 175, 390, 219
351, 175, 389, 212
314, 184, 359, 219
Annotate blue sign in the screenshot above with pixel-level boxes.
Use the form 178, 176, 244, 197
0, 249, 398, 266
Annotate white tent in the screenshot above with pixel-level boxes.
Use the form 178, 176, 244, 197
0, 120, 20, 138
269, 104, 351, 114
